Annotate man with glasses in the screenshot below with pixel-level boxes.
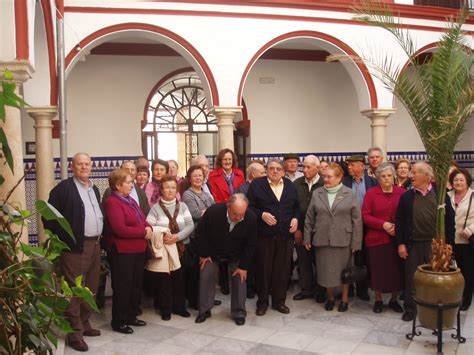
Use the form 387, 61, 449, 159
247, 159, 300, 316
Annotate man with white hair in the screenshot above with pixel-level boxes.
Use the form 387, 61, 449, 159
367, 147, 384, 178
236, 160, 266, 196
396, 161, 438, 322
293, 155, 325, 302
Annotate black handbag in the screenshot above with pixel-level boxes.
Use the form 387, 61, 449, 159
341, 253, 367, 285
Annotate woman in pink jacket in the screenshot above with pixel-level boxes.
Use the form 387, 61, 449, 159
362, 162, 405, 314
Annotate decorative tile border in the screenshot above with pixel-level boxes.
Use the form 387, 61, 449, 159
24, 151, 474, 245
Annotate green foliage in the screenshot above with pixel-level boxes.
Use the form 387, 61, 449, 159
0, 70, 97, 354
351, 0, 473, 240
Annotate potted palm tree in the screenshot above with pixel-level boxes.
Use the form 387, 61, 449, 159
331, 0, 473, 330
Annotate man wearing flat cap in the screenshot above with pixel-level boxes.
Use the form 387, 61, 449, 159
342, 154, 377, 301
283, 153, 303, 182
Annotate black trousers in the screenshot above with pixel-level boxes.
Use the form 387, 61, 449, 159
404, 241, 432, 310
355, 243, 369, 294
295, 244, 326, 296
455, 244, 474, 307
256, 237, 293, 308
151, 268, 185, 315
110, 251, 146, 325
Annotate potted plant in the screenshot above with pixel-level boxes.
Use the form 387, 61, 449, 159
331, 0, 472, 329
0, 70, 97, 354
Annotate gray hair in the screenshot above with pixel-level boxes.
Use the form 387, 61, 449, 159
375, 162, 396, 178
120, 160, 135, 168
413, 161, 434, 180
367, 147, 383, 156
266, 158, 284, 168
191, 154, 209, 165
72, 152, 91, 164
303, 155, 320, 166
246, 161, 265, 180
228, 193, 248, 205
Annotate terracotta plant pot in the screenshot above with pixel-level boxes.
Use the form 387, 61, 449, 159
413, 265, 464, 330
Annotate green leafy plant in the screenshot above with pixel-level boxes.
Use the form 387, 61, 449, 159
330, 1, 473, 272
0, 70, 98, 354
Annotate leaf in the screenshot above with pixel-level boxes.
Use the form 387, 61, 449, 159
28, 334, 41, 348
0, 127, 14, 172
71, 285, 98, 312
3, 69, 13, 80
35, 200, 75, 241
0, 231, 12, 242
61, 278, 72, 297
20, 243, 46, 258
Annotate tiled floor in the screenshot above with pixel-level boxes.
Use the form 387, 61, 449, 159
63, 285, 474, 354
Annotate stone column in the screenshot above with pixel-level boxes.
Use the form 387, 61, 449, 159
0, 61, 34, 245
26, 107, 57, 244
361, 109, 396, 157
212, 107, 242, 151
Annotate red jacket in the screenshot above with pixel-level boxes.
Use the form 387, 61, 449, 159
104, 193, 150, 253
362, 185, 405, 247
208, 168, 245, 203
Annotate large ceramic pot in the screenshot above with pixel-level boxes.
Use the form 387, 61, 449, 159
413, 265, 464, 330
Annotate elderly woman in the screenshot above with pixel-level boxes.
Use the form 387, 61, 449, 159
395, 158, 412, 189
181, 165, 215, 308
145, 159, 169, 207
446, 168, 474, 311
146, 175, 194, 320
362, 163, 405, 313
208, 148, 245, 203
136, 166, 150, 190
104, 169, 152, 334
304, 163, 362, 312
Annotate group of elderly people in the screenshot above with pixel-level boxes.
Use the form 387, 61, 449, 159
100, 148, 474, 336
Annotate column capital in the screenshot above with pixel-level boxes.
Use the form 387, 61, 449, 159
210, 106, 243, 116
0, 60, 34, 85
361, 108, 396, 118
26, 106, 58, 120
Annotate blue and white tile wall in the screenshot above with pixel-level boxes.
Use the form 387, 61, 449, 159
24, 151, 474, 245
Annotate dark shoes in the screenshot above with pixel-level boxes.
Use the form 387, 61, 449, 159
389, 300, 404, 313
112, 324, 134, 334
460, 302, 471, 311
173, 309, 191, 318
247, 288, 255, 299
195, 310, 212, 323
338, 302, 349, 312
325, 300, 335, 311
68, 339, 89, 352
293, 292, 313, 301
161, 313, 171, 321
234, 317, 246, 326
221, 287, 230, 295
83, 329, 101, 337
357, 291, 370, 301
315, 293, 327, 303
272, 304, 290, 314
373, 301, 383, 313
213, 299, 222, 306
127, 319, 147, 327
256, 306, 267, 316
402, 310, 414, 322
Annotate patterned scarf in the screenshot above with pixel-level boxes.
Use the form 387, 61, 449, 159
158, 199, 185, 256
150, 179, 161, 205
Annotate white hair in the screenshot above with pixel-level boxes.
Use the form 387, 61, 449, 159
303, 155, 320, 166
413, 161, 434, 180
246, 161, 265, 180
72, 152, 91, 164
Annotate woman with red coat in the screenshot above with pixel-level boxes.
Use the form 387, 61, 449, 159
208, 148, 245, 203
362, 162, 404, 314
104, 169, 152, 334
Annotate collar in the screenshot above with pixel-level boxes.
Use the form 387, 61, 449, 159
414, 183, 433, 196
73, 176, 92, 188
226, 211, 243, 224
352, 174, 365, 184
306, 174, 320, 185
267, 178, 283, 186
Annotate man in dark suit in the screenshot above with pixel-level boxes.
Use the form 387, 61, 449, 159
45, 152, 103, 352
342, 154, 378, 301
194, 193, 257, 326
247, 159, 300, 316
293, 155, 325, 302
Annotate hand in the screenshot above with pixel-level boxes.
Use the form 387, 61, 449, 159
304, 243, 312, 251
294, 230, 303, 246
163, 233, 178, 245
461, 228, 473, 239
398, 244, 408, 259
383, 222, 396, 236
289, 218, 298, 234
262, 212, 277, 226
199, 256, 212, 270
144, 227, 152, 240
232, 268, 247, 283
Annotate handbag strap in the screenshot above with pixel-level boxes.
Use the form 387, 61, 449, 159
463, 192, 474, 230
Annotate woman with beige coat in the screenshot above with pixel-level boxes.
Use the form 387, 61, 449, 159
304, 163, 363, 312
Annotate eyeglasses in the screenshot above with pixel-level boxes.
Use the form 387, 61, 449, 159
268, 167, 283, 171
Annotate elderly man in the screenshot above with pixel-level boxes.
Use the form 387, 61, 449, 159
396, 162, 438, 322
284, 153, 303, 182
367, 147, 384, 178
342, 154, 377, 301
135, 156, 150, 170
236, 160, 266, 195
195, 194, 257, 325
45, 153, 103, 352
248, 159, 300, 316
293, 155, 325, 302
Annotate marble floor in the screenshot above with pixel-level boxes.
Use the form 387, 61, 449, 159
63, 285, 474, 355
